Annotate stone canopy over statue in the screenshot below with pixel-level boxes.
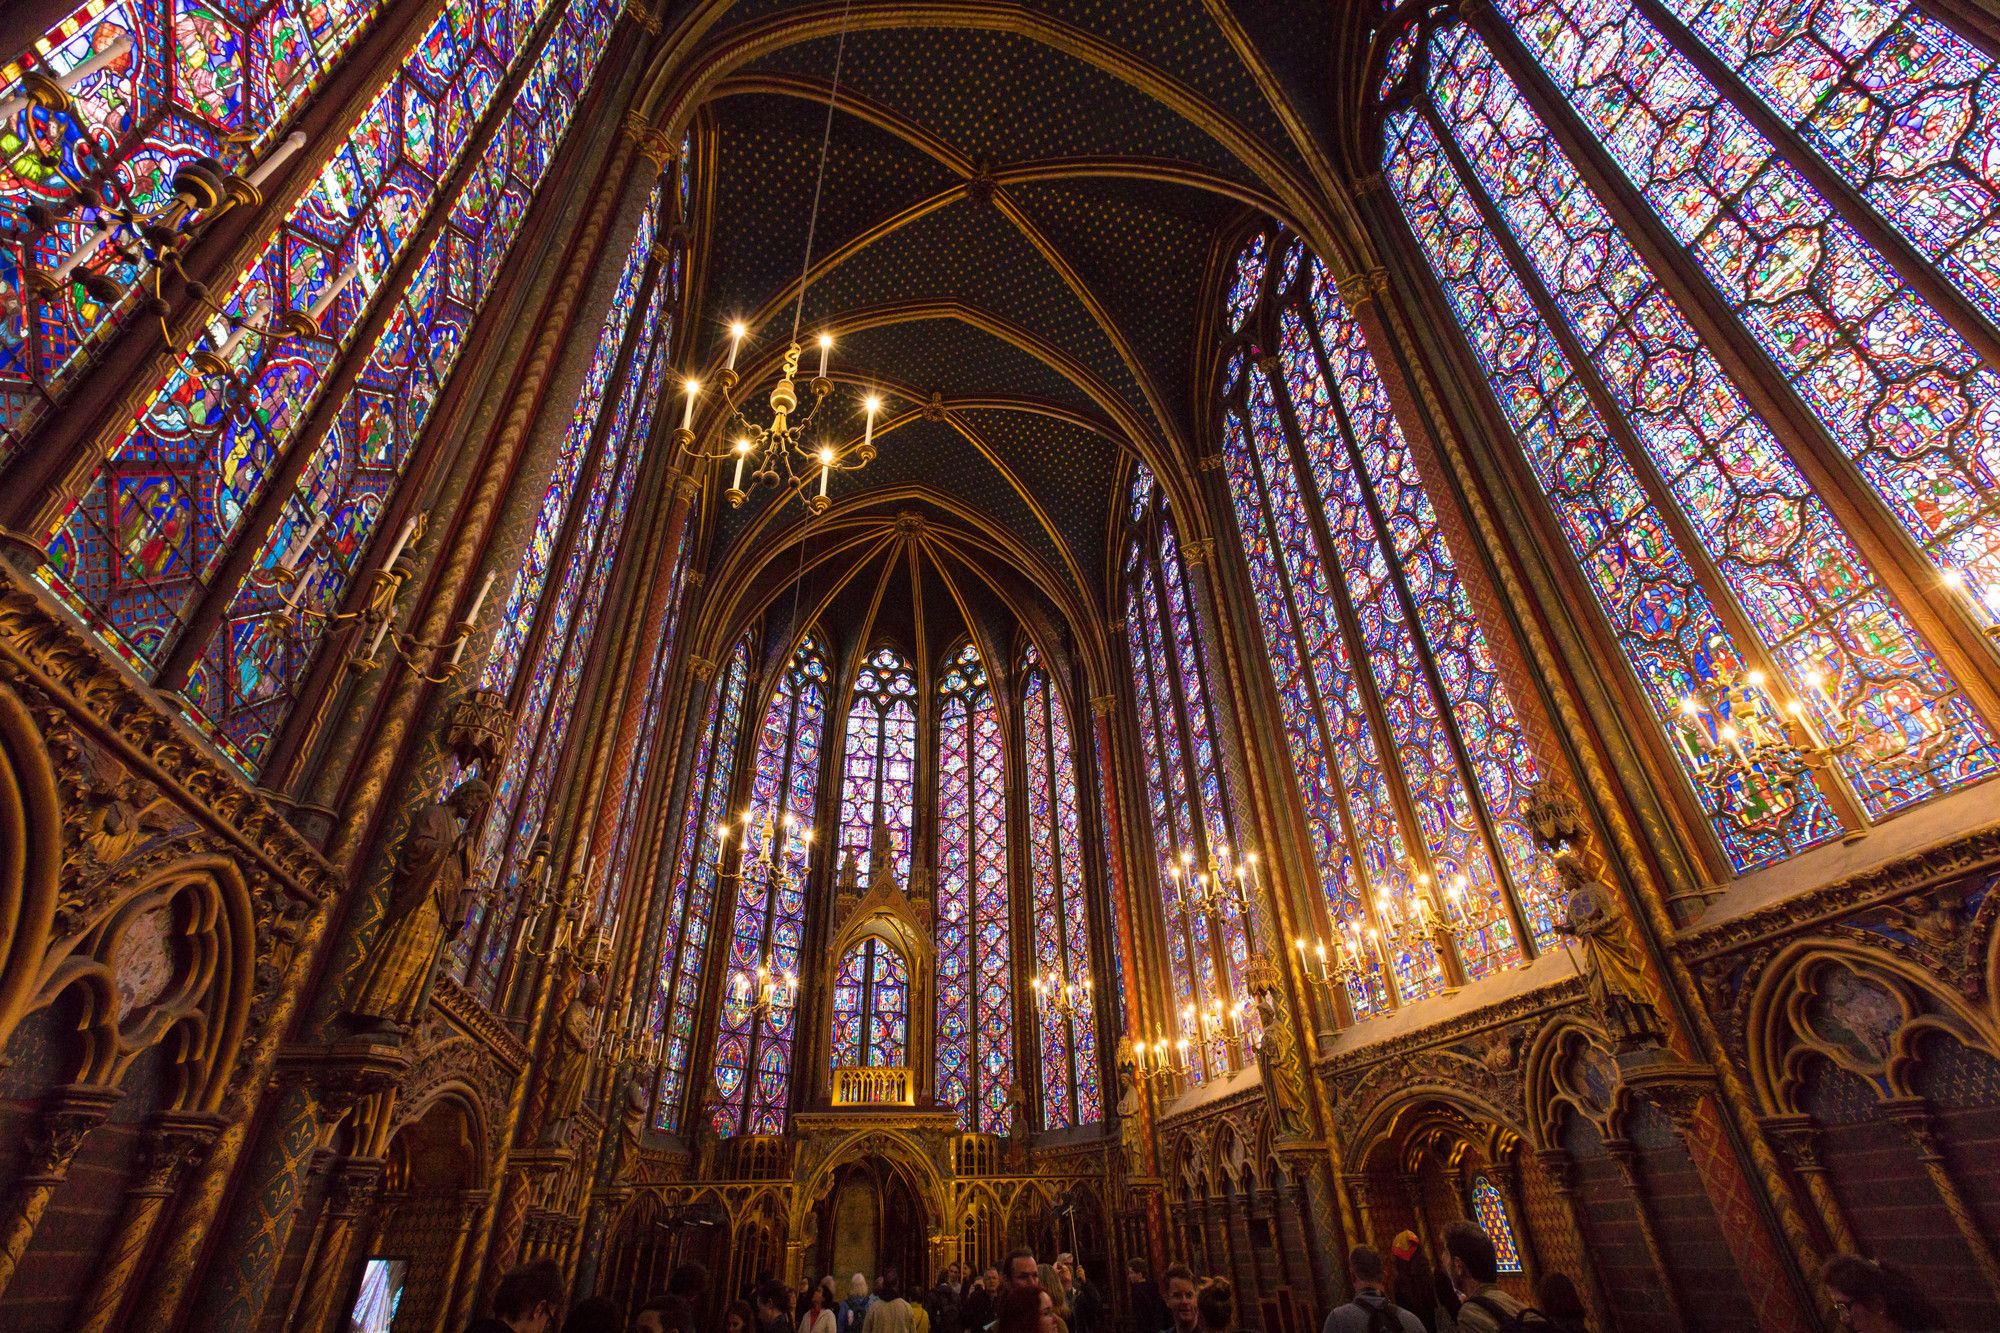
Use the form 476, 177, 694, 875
344, 778, 493, 1033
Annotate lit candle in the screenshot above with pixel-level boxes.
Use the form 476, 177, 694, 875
817, 332, 832, 378
725, 321, 747, 371
245, 130, 308, 192
863, 395, 879, 448
731, 437, 750, 492
381, 514, 418, 570
681, 379, 699, 432
1720, 723, 1750, 766
817, 446, 832, 500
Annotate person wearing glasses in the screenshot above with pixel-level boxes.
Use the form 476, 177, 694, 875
1819, 1256, 1944, 1332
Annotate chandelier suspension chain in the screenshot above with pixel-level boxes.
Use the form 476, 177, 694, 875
789, 0, 856, 349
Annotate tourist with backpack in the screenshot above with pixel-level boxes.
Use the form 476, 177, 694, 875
1323, 1247, 1425, 1333
1441, 1222, 1547, 1332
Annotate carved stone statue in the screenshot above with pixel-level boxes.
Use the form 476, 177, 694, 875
837, 847, 862, 902
541, 971, 602, 1144
1115, 1035, 1146, 1176
1553, 852, 1664, 1051
1005, 1081, 1032, 1168
1244, 959, 1312, 1140
617, 1075, 648, 1179
344, 779, 493, 1032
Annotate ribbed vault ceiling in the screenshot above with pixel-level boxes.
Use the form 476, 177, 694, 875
672, 0, 1344, 621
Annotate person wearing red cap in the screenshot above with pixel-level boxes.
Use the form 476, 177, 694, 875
1388, 1234, 1439, 1332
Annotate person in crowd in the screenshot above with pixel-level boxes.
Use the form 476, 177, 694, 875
1821, 1255, 1947, 1332
634, 1289, 696, 1333
993, 1284, 1047, 1333
1429, 1272, 1461, 1333
1126, 1259, 1169, 1333
1038, 1263, 1071, 1322
1006, 1250, 1041, 1291
798, 1278, 819, 1322
962, 1266, 1001, 1332
911, 1277, 932, 1333
562, 1297, 624, 1333
758, 1281, 797, 1333
1323, 1246, 1425, 1333
469, 1259, 567, 1333
1194, 1278, 1234, 1333
1532, 1274, 1587, 1333
929, 1265, 965, 1333
863, 1274, 917, 1333
842, 1275, 878, 1333
1441, 1223, 1526, 1333
801, 1277, 839, 1333
723, 1302, 757, 1333
1387, 1233, 1437, 1333
1161, 1266, 1199, 1333
1065, 1258, 1102, 1333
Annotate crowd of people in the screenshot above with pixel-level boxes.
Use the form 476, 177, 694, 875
453, 1225, 1947, 1333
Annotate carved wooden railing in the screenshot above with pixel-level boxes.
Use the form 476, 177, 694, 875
831, 1065, 915, 1107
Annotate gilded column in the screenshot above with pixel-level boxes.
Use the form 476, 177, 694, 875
0, 1084, 120, 1298
1882, 1098, 2000, 1299
1761, 1115, 1859, 1256
69, 1112, 225, 1333
1533, 1149, 1614, 1332
1603, 1140, 1689, 1329
290, 1157, 388, 1333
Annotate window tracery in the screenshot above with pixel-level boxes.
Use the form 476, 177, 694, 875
831, 937, 910, 1069
1375, 2, 2000, 870
838, 644, 917, 890
30, 0, 621, 769
711, 633, 828, 1137
935, 641, 1014, 1133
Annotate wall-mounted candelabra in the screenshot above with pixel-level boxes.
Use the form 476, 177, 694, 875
1030, 968, 1094, 1021
249, 511, 495, 682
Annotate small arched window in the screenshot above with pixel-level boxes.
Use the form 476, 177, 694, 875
831, 937, 911, 1069
838, 645, 919, 889
1468, 1175, 1523, 1275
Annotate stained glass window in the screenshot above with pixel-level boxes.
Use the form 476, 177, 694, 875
32, 0, 621, 769
602, 532, 692, 930
1122, 476, 1255, 1080
1023, 645, 1102, 1128
935, 642, 1014, 1133
837, 645, 917, 891
710, 634, 828, 1138
1375, 9, 2000, 870
2, 0, 396, 446
830, 937, 910, 1070
652, 635, 750, 1132
451, 176, 673, 1000
1469, 1175, 1523, 1274
1218, 228, 1577, 1011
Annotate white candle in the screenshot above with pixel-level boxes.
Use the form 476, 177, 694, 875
448, 633, 468, 667
366, 611, 394, 659
864, 396, 879, 448
382, 514, 417, 570
726, 322, 746, 371
51, 222, 111, 282
309, 261, 357, 322
681, 380, 698, 431
465, 570, 495, 623
817, 333, 831, 378
284, 512, 326, 568
245, 130, 307, 192
817, 446, 832, 499
731, 439, 749, 492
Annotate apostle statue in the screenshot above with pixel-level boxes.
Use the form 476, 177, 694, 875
1115, 1035, 1147, 1177
344, 778, 493, 1033
1245, 958, 1313, 1140
541, 971, 602, 1144
1553, 851, 1664, 1051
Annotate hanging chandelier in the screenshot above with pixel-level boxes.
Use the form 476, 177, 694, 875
678, 0, 876, 516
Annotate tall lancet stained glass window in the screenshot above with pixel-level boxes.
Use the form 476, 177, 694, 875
2, 0, 395, 445
1374, 6, 2000, 872
1122, 468, 1256, 1081
1022, 644, 1102, 1128
652, 635, 751, 1132
30, 0, 621, 769
838, 646, 918, 890
1217, 228, 1565, 1016
935, 641, 1014, 1133
451, 176, 674, 1001
711, 634, 829, 1137
831, 938, 910, 1070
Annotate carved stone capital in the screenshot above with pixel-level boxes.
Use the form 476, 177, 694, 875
24, 1085, 122, 1184
1195, 453, 1225, 472
621, 113, 676, 169
326, 1157, 388, 1220
1181, 537, 1215, 568
443, 687, 513, 772
1331, 271, 1375, 307
1759, 1114, 1825, 1174
1880, 1097, 1945, 1163
689, 655, 717, 683
131, 1112, 227, 1196
1252, 353, 1284, 379
1617, 1053, 1716, 1141
1534, 1147, 1576, 1192
282, 1040, 411, 1121
674, 474, 702, 504
1089, 694, 1117, 718
1106, 617, 1127, 639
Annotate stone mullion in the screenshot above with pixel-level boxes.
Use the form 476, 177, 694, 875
1625, 0, 2000, 369
1882, 1097, 2000, 1299
1355, 177, 1726, 892
1416, 90, 1874, 836
1212, 397, 1394, 1018
151, 0, 618, 693
1112, 617, 1188, 1064
1044, 683, 1082, 1119
1256, 354, 1469, 987
1128, 603, 1204, 1049
1004, 672, 1044, 1131
0, 0, 452, 529
0, 1084, 120, 1298
1292, 298, 1540, 957
1363, 174, 1834, 1314
1074, 686, 1122, 1120
659, 661, 727, 1139
1469, 3, 2000, 730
